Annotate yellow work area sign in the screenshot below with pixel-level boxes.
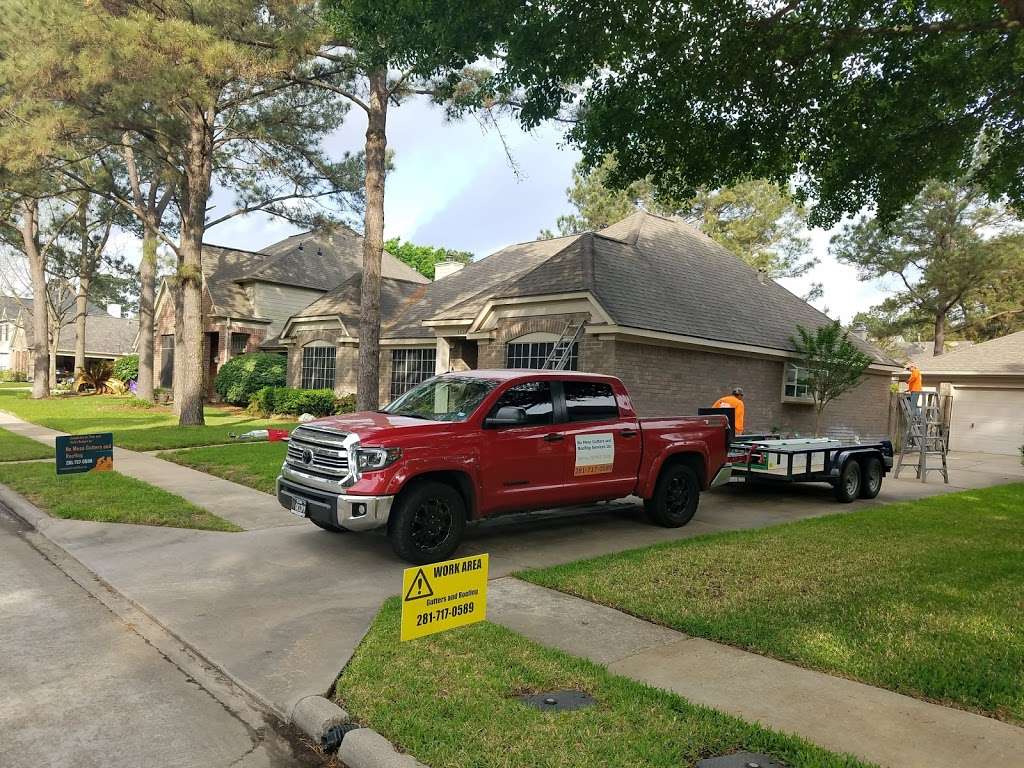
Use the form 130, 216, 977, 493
400, 553, 488, 642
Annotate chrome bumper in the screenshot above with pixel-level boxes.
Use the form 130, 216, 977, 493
709, 464, 733, 488
276, 474, 394, 531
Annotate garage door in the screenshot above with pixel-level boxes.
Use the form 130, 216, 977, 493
949, 387, 1024, 455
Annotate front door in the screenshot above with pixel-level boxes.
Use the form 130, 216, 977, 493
556, 379, 643, 504
158, 334, 174, 389
477, 381, 569, 515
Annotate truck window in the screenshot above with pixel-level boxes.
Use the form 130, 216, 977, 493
382, 377, 495, 422
489, 381, 553, 426
564, 381, 619, 422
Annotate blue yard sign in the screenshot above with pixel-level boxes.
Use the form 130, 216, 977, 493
55, 433, 114, 475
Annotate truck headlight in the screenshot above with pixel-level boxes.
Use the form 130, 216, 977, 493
355, 447, 402, 471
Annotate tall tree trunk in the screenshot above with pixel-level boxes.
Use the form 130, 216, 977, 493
19, 200, 49, 399
74, 275, 89, 376
932, 311, 945, 356
172, 275, 184, 413
357, 69, 389, 411
136, 225, 157, 401
175, 110, 214, 426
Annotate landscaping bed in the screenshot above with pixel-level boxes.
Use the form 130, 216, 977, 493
521, 483, 1024, 723
0, 389, 295, 451
0, 427, 52, 461
0, 462, 240, 531
336, 598, 868, 768
159, 442, 287, 495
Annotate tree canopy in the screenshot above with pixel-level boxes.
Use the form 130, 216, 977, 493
832, 180, 1021, 355
500, 1, 1024, 225
791, 322, 873, 436
384, 238, 472, 280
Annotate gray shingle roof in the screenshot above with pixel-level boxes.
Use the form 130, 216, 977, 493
914, 330, 1024, 375
291, 275, 428, 336
200, 227, 427, 320
23, 314, 138, 357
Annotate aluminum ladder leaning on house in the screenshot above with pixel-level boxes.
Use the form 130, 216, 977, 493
540, 319, 587, 371
894, 391, 949, 483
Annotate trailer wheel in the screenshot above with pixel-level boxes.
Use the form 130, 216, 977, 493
833, 459, 862, 503
859, 456, 883, 499
388, 480, 466, 564
645, 464, 700, 527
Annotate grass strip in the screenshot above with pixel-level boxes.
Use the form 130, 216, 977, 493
0, 461, 241, 531
336, 598, 870, 768
0, 389, 294, 451
0, 427, 52, 461
159, 442, 287, 494
521, 483, 1024, 722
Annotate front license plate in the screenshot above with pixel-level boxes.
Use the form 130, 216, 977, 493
290, 497, 307, 518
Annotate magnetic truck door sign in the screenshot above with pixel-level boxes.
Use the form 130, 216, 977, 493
574, 433, 614, 476
401, 553, 488, 641
55, 432, 114, 475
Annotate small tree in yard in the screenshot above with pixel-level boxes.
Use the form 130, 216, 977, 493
791, 323, 873, 437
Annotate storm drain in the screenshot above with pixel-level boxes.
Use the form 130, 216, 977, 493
321, 723, 361, 753
697, 752, 787, 768
517, 690, 596, 711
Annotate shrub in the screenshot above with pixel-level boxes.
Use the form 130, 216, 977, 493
112, 354, 139, 384
0, 369, 28, 382
248, 386, 347, 417
334, 393, 357, 414
214, 352, 286, 405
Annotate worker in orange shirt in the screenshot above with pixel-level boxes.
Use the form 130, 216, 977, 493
713, 387, 745, 434
905, 362, 923, 418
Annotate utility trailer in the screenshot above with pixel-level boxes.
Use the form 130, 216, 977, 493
727, 437, 895, 502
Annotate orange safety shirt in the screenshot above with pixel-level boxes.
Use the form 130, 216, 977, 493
713, 394, 745, 433
907, 367, 923, 392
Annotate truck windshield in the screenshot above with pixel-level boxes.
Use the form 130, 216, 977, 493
381, 377, 496, 422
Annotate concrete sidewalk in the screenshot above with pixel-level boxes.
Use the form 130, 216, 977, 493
488, 578, 1024, 768
0, 411, 303, 531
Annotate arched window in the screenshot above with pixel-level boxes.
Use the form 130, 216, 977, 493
505, 332, 578, 370
301, 341, 336, 389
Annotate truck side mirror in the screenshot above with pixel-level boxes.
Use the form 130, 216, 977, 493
484, 405, 527, 428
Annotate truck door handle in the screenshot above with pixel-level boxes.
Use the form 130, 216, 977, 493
620, 429, 638, 437
543, 433, 565, 442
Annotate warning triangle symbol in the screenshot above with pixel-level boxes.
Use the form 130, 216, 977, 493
404, 568, 434, 601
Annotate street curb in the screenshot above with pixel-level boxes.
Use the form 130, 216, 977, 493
0, 482, 430, 768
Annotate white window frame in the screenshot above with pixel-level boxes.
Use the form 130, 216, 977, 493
301, 342, 336, 390
782, 362, 815, 404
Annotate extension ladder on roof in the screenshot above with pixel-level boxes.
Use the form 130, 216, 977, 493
540, 319, 587, 370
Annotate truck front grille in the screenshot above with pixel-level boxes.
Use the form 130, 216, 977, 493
286, 429, 351, 476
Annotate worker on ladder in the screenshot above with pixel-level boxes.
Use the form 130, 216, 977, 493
905, 362, 923, 414
713, 387, 745, 434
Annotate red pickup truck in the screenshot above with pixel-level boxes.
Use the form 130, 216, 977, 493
277, 370, 730, 563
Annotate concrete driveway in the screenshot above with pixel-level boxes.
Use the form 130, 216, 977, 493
7, 448, 1019, 724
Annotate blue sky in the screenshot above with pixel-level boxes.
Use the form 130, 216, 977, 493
162, 97, 887, 323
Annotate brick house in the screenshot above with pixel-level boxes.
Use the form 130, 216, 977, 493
280, 211, 900, 437
151, 227, 427, 393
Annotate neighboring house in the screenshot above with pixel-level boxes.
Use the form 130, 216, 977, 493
912, 330, 1024, 455
280, 211, 900, 437
6, 300, 137, 379
151, 227, 427, 392
0, 296, 30, 371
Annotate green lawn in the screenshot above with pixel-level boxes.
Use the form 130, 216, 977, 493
0, 388, 295, 451
0, 427, 52, 461
159, 442, 287, 494
0, 461, 240, 531
336, 598, 869, 768
521, 484, 1024, 723
0, 381, 30, 388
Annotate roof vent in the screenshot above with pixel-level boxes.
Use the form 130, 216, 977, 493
851, 322, 869, 341
297, 243, 304, 251
757, 268, 768, 285
434, 260, 465, 280
317, 247, 322, 256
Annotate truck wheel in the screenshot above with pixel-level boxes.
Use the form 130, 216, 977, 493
645, 464, 700, 527
310, 518, 348, 533
833, 459, 862, 503
388, 481, 466, 565
859, 456, 883, 499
